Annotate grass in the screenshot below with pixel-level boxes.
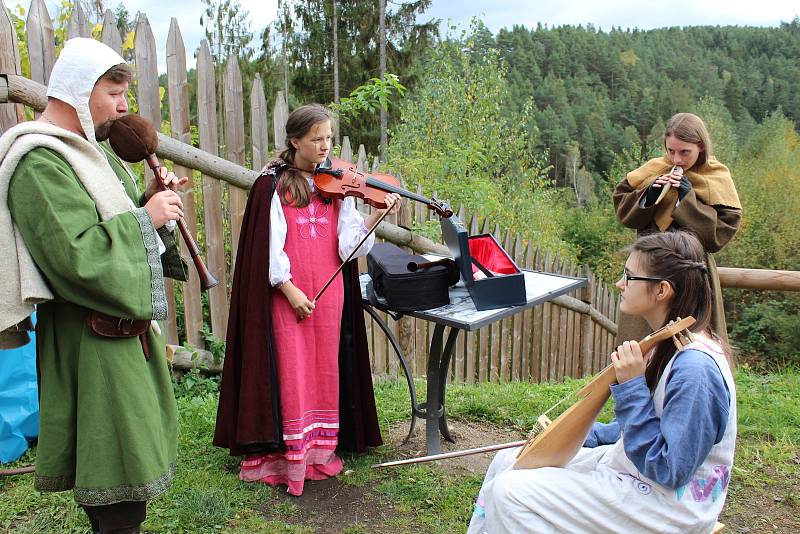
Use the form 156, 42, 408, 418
0, 368, 797, 532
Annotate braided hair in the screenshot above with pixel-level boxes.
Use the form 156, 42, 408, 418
627, 230, 725, 391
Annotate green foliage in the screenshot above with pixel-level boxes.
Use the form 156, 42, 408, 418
172, 368, 221, 399
8, 4, 30, 79
560, 202, 631, 283
694, 96, 742, 168
331, 74, 406, 126
710, 112, 800, 365
488, 22, 800, 183
729, 296, 800, 369
389, 23, 567, 254
201, 324, 227, 364
718, 112, 800, 272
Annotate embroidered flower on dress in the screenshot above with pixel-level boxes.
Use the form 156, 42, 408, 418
297, 201, 330, 240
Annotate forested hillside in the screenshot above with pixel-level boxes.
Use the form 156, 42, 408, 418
387, 19, 800, 367
489, 21, 800, 181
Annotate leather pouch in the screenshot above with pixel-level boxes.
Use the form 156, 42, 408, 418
88, 311, 149, 338
87, 311, 151, 359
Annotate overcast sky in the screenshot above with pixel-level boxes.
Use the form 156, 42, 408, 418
30, 0, 800, 72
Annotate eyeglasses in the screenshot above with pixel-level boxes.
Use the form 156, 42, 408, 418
621, 269, 664, 287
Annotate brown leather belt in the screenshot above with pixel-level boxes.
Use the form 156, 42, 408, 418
87, 311, 151, 360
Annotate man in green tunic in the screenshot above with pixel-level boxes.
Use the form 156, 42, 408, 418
0, 38, 187, 533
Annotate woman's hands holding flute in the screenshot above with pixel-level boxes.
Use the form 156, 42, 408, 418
653, 165, 683, 189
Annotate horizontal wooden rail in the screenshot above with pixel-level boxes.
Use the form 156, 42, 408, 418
717, 267, 800, 291
552, 295, 618, 334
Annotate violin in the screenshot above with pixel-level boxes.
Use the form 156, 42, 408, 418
305, 157, 451, 308
313, 157, 453, 218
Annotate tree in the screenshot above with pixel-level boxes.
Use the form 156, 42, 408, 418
199, 0, 253, 148
388, 29, 561, 251
332, 0, 339, 144
200, 0, 253, 64
271, 0, 437, 151
378, 0, 387, 160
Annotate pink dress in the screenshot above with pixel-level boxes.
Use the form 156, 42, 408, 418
240, 193, 345, 496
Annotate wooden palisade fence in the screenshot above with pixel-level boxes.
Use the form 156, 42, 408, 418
0, 1, 626, 384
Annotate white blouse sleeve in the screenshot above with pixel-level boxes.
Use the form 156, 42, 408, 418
269, 189, 291, 287
337, 196, 375, 261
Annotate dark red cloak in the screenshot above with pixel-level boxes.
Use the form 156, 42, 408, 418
213, 168, 382, 456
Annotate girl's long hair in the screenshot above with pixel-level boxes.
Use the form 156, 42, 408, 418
276, 104, 332, 208
664, 112, 713, 170
628, 230, 731, 391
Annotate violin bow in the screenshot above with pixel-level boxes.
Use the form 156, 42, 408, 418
312, 204, 394, 304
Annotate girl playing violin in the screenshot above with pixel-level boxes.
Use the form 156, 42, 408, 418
214, 104, 400, 496
468, 231, 736, 534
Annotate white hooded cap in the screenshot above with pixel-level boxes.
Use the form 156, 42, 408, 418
46, 38, 127, 146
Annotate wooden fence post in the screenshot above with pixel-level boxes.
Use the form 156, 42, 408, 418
134, 13, 178, 345
100, 9, 122, 54
272, 90, 288, 151
578, 265, 594, 377
357, 144, 367, 170
26, 0, 56, 91
166, 17, 203, 348
0, 0, 23, 132
223, 57, 247, 265
197, 39, 229, 338
66, 1, 90, 39
340, 136, 352, 162
511, 235, 525, 381
250, 73, 270, 170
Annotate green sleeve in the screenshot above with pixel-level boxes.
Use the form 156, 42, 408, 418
122, 156, 188, 283
8, 148, 167, 320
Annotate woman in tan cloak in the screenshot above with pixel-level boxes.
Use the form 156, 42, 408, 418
613, 112, 742, 344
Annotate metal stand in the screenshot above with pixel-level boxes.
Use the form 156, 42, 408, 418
421, 324, 460, 454
362, 306, 460, 453
361, 305, 419, 444
360, 268, 587, 456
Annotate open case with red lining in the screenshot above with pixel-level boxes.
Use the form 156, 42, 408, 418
441, 215, 527, 311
